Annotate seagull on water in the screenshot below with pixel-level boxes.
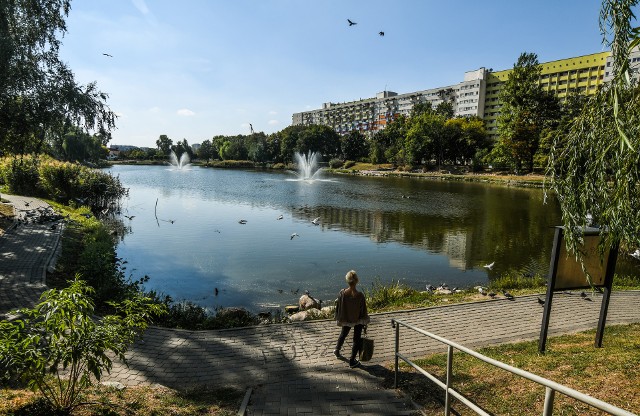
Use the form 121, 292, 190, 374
290, 233, 299, 240
311, 217, 320, 225
483, 262, 495, 270
238, 219, 247, 224
277, 214, 283, 220
630, 249, 640, 260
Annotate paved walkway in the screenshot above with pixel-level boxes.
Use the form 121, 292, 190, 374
1, 195, 640, 415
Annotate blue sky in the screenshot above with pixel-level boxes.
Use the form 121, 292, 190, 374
59, 0, 617, 148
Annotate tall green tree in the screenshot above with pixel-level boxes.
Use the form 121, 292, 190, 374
197, 139, 215, 162
547, 0, 640, 270
340, 130, 368, 161
497, 52, 561, 173
156, 134, 173, 155
0, 0, 115, 156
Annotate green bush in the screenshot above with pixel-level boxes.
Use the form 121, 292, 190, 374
329, 158, 344, 169
344, 160, 356, 168
0, 156, 41, 195
0, 155, 127, 211
0, 277, 166, 414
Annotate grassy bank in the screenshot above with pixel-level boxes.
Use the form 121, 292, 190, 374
0, 384, 244, 416
390, 323, 640, 415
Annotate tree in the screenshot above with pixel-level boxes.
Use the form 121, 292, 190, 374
198, 139, 215, 162
156, 134, 173, 155
546, 0, 640, 272
0, 0, 116, 157
497, 52, 561, 173
405, 112, 446, 167
0, 277, 165, 413
341, 130, 368, 161
246, 132, 268, 163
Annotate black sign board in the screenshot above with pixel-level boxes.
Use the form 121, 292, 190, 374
539, 227, 618, 353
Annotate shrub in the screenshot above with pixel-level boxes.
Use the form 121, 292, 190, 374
344, 160, 356, 168
329, 158, 344, 169
0, 156, 41, 196
365, 279, 418, 310
0, 156, 127, 212
0, 277, 166, 414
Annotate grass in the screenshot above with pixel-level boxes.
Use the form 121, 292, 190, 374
362, 273, 639, 314
0, 202, 14, 235
0, 384, 245, 415
389, 323, 640, 415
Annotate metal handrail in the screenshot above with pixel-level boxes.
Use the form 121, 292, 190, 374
391, 318, 637, 416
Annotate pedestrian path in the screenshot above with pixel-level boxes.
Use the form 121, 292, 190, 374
1, 195, 639, 415
0, 195, 63, 318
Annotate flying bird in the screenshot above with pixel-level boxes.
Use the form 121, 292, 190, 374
483, 262, 495, 270
630, 249, 640, 260
290, 233, 299, 240
379, 31, 384, 36
102, 53, 113, 57
124, 215, 135, 220
347, 19, 357, 26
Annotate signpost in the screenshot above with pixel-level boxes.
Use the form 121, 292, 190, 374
538, 227, 619, 353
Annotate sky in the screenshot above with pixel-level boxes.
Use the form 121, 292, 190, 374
58, 0, 620, 148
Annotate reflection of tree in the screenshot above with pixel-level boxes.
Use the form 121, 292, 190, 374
289, 181, 562, 273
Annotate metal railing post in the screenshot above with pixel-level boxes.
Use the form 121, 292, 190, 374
445, 345, 453, 416
394, 320, 400, 389
543, 387, 555, 416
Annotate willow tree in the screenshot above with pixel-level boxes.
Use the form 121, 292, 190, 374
546, 0, 640, 268
0, 0, 115, 156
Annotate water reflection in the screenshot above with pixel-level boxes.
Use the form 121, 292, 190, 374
109, 165, 635, 312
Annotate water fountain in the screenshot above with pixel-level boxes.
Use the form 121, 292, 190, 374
169, 150, 191, 170
294, 151, 322, 180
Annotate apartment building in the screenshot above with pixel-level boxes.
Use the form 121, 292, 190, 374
484, 52, 609, 137
292, 68, 487, 136
292, 48, 639, 139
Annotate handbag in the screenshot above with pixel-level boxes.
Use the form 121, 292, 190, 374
359, 326, 374, 362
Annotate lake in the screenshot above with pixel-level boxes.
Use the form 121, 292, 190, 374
109, 165, 615, 312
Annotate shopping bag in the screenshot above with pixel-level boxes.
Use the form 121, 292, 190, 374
359, 327, 374, 361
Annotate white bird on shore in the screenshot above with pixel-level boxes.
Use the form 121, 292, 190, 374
311, 217, 320, 225
290, 233, 299, 240
483, 262, 495, 270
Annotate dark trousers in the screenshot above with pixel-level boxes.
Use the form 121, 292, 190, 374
335, 324, 363, 361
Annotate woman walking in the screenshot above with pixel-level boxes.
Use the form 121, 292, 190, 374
334, 270, 370, 368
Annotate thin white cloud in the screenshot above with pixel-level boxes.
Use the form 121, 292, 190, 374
177, 108, 195, 116
148, 106, 161, 113
268, 110, 278, 115
131, 0, 150, 15
268, 119, 279, 125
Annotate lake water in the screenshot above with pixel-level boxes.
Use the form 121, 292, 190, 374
109, 165, 630, 313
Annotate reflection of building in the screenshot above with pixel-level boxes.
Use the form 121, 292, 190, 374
441, 230, 471, 271
292, 48, 640, 140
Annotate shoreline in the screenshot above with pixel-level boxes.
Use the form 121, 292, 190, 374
109, 159, 547, 189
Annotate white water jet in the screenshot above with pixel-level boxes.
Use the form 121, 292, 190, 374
294, 151, 322, 180
169, 150, 191, 170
